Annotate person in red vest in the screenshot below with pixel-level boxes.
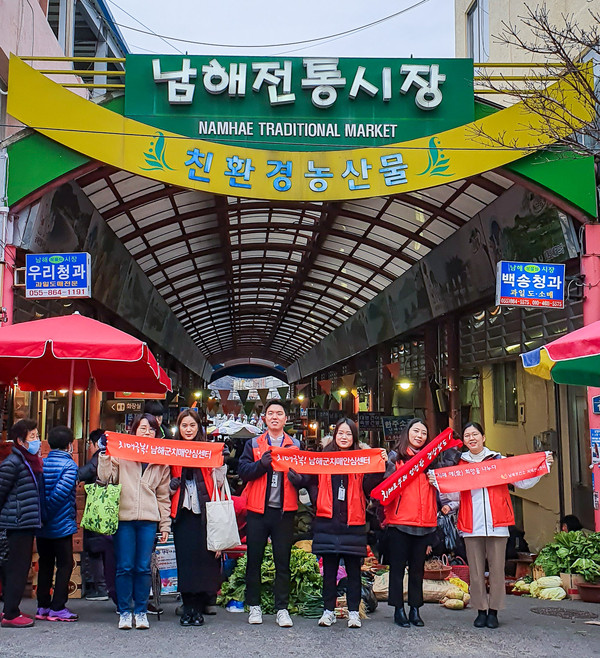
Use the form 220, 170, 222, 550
451, 422, 553, 630
238, 399, 305, 628
169, 409, 227, 628
384, 418, 437, 628
308, 418, 387, 629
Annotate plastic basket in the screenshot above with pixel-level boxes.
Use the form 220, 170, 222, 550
450, 557, 470, 585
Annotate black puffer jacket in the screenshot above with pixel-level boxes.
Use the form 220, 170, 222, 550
0, 447, 42, 530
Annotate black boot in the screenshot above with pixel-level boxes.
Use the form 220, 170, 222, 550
394, 606, 410, 627
486, 609, 499, 629
180, 610, 194, 627
474, 610, 487, 628
192, 609, 204, 626
409, 606, 424, 627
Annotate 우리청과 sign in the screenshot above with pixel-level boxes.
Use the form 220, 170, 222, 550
125, 56, 474, 150
25, 252, 91, 299
495, 261, 565, 309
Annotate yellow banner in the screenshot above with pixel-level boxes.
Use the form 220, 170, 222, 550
7, 56, 594, 202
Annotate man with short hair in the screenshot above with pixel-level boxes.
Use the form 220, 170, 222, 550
238, 399, 304, 628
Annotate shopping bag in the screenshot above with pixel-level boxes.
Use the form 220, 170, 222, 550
206, 472, 240, 552
80, 481, 122, 535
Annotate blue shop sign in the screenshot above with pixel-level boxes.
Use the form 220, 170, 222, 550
25, 252, 91, 299
495, 261, 564, 309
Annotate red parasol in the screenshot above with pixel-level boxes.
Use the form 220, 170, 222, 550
0, 313, 171, 423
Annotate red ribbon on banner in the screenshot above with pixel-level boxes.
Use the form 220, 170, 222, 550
433, 451, 550, 493
371, 428, 462, 505
106, 432, 224, 468
270, 447, 386, 475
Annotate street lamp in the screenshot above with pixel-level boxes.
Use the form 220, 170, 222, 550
339, 388, 348, 397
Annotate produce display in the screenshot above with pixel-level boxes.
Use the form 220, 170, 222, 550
218, 545, 323, 616
535, 531, 600, 582
513, 576, 566, 600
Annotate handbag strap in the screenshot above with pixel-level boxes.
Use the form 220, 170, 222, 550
211, 469, 232, 502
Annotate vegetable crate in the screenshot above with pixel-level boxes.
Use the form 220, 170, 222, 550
450, 564, 470, 585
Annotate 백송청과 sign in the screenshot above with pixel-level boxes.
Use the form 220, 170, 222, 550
25, 252, 91, 299
125, 56, 474, 150
495, 261, 565, 309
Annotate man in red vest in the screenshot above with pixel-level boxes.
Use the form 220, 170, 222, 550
238, 399, 304, 628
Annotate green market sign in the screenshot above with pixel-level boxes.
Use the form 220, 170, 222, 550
124, 56, 474, 150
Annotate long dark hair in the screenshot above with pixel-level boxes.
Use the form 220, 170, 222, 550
130, 413, 161, 436
329, 417, 360, 451
175, 409, 205, 441
393, 418, 430, 461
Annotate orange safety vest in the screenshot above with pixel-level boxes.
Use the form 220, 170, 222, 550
245, 432, 299, 514
316, 473, 366, 526
457, 484, 515, 534
383, 461, 437, 528
170, 464, 215, 518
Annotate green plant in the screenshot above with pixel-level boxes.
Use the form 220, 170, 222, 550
535, 531, 600, 582
217, 545, 323, 616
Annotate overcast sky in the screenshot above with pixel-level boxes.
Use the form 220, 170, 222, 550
106, 0, 456, 58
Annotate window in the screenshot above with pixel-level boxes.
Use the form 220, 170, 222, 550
467, 0, 489, 62
493, 361, 518, 423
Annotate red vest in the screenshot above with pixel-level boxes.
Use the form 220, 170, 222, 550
316, 473, 366, 526
245, 432, 299, 514
383, 461, 437, 528
170, 465, 215, 518
457, 484, 514, 533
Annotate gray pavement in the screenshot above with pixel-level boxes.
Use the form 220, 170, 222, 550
1, 595, 599, 658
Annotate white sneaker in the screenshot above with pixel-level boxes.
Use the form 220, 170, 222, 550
276, 609, 293, 627
318, 610, 336, 627
118, 612, 132, 630
248, 605, 262, 624
135, 612, 149, 630
348, 611, 361, 628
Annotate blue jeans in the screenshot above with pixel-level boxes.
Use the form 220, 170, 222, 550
114, 520, 157, 614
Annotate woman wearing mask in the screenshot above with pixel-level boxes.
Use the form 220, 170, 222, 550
0, 420, 43, 628
449, 422, 553, 630
309, 418, 387, 629
384, 418, 437, 628
98, 414, 171, 631
169, 410, 227, 627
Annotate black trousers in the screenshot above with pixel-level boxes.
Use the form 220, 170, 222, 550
387, 528, 431, 608
245, 509, 294, 610
1, 529, 34, 620
181, 591, 208, 613
322, 553, 362, 612
36, 535, 74, 611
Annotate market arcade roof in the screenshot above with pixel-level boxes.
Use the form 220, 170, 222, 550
77, 166, 512, 367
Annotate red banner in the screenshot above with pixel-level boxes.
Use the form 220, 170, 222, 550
433, 451, 550, 493
371, 428, 462, 505
270, 447, 386, 475
106, 432, 224, 468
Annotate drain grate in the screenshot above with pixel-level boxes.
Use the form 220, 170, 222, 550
531, 607, 598, 620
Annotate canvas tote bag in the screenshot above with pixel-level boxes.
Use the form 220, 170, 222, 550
206, 471, 241, 552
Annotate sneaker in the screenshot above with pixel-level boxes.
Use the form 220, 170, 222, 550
1, 614, 34, 628
318, 610, 336, 627
276, 609, 293, 628
348, 611, 361, 628
86, 588, 109, 602
118, 612, 133, 630
35, 607, 50, 620
248, 605, 262, 624
47, 608, 78, 622
135, 612, 149, 630
147, 602, 163, 615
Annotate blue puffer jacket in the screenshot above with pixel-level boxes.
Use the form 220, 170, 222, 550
37, 449, 78, 538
